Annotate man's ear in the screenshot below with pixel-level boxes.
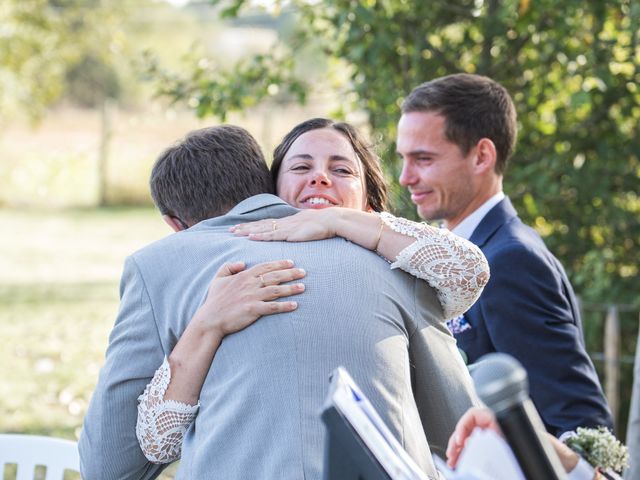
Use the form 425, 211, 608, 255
474, 138, 497, 174
162, 215, 187, 232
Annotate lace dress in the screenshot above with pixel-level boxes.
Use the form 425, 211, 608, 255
136, 213, 489, 463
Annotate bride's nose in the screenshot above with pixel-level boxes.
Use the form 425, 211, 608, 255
308, 169, 331, 186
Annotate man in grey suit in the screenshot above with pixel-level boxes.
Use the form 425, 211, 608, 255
79, 124, 478, 479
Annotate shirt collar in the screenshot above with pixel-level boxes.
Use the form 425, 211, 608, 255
226, 193, 288, 215
451, 191, 505, 239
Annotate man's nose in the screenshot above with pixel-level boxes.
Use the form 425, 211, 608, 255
399, 161, 415, 186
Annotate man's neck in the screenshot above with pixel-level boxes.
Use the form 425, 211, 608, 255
449, 191, 505, 239
445, 177, 503, 231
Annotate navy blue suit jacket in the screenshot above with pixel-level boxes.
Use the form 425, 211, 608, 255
456, 197, 613, 435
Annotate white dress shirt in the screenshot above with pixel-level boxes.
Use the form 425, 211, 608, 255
451, 191, 505, 240
568, 457, 596, 479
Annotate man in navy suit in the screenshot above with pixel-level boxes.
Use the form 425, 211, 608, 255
396, 73, 613, 436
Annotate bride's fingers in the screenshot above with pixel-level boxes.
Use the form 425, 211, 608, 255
214, 261, 246, 277
259, 267, 306, 287
230, 218, 279, 235
247, 260, 296, 277
247, 231, 286, 241
259, 283, 306, 301
254, 300, 299, 315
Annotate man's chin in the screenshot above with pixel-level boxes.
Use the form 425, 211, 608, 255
416, 206, 442, 223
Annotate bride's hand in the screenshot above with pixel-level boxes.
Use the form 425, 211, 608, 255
230, 208, 341, 242
192, 260, 306, 337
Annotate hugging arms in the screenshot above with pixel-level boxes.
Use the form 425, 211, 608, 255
135, 118, 489, 463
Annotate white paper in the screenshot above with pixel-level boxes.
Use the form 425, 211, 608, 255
435, 429, 525, 480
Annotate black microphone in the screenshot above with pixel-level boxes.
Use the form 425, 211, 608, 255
471, 353, 568, 480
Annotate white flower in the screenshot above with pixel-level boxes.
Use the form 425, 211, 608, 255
564, 426, 629, 473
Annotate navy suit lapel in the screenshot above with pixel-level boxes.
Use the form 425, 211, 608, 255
469, 197, 518, 248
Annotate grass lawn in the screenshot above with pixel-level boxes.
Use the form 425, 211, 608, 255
0, 207, 178, 479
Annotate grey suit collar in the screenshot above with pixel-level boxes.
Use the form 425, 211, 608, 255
469, 196, 518, 247
192, 194, 298, 230
227, 194, 290, 215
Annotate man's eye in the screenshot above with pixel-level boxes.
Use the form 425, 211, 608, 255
417, 157, 432, 162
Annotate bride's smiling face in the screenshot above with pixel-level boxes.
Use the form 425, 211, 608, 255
275, 128, 368, 211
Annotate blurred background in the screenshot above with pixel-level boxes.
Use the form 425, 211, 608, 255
1, 0, 638, 477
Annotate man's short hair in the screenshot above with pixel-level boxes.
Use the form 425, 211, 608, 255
401, 73, 517, 174
150, 125, 273, 224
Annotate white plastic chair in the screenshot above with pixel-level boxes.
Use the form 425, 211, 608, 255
0, 434, 79, 480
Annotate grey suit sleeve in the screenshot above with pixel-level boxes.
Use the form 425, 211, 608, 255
79, 257, 168, 480
409, 279, 480, 458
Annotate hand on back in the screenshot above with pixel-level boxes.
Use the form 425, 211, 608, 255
192, 260, 306, 337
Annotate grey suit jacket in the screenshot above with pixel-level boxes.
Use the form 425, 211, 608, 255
79, 194, 478, 480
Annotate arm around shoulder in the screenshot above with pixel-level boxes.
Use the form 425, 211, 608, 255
378, 212, 489, 319
231, 208, 490, 319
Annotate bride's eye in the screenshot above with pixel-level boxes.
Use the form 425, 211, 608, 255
334, 166, 355, 175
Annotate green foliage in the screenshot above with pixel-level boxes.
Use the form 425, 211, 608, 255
140, 47, 307, 121
0, 0, 135, 121
0, 0, 75, 120
65, 54, 121, 108
179, 0, 639, 308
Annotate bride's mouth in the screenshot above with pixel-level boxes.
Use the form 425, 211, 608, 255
299, 195, 338, 208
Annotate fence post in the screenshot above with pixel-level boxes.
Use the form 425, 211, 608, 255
604, 304, 620, 429
98, 97, 113, 207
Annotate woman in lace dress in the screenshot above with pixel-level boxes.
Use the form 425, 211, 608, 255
136, 118, 489, 463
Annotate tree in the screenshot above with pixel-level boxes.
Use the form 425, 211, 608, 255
153, 0, 639, 311
0, 0, 74, 120
0, 0, 132, 122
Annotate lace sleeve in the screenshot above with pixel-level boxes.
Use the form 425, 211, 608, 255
136, 358, 199, 464
379, 212, 490, 320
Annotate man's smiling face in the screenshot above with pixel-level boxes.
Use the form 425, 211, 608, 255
397, 111, 479, 229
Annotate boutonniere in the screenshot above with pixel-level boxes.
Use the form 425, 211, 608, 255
563, 426, 629, 475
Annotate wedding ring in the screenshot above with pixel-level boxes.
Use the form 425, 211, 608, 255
272, 220, 277, 231
259, 274, 266, 288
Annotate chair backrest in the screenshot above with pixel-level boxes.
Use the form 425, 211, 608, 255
0, 434, 80, 480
